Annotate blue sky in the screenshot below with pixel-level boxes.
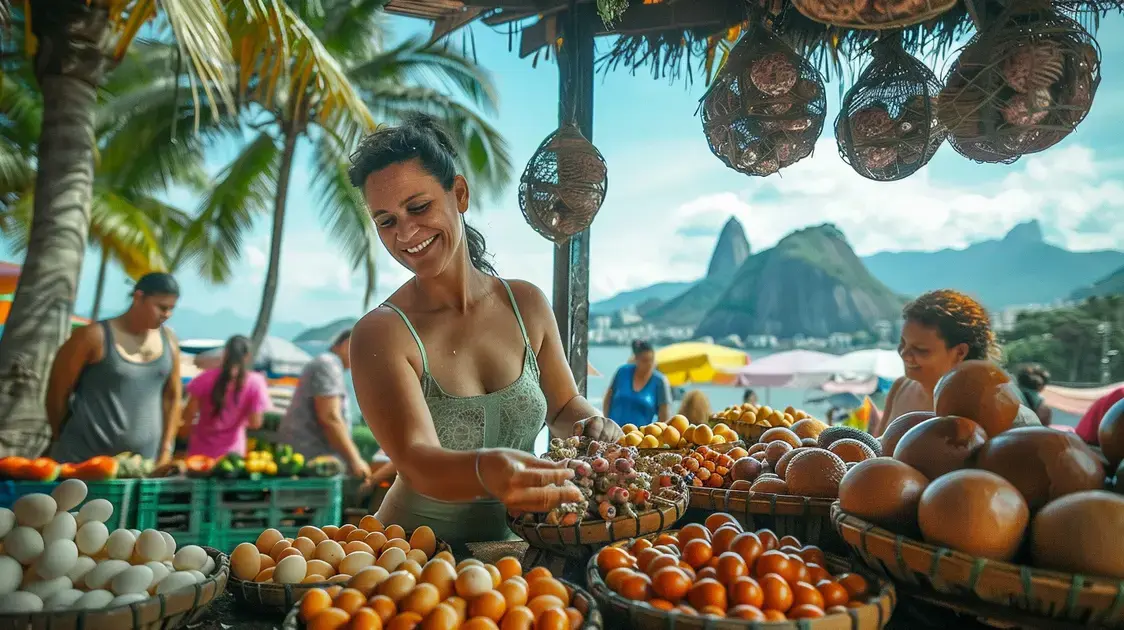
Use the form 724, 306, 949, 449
21, 13, 1124, 331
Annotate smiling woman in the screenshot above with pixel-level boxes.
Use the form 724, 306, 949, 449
344, 113, 623, 548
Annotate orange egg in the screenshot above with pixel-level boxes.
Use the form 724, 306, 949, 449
629, 538, 653, 555
617, 573, 652, 601
760, 573, 793, 613
324, 586, 344, 599
799, 545, 826, 567
347, 528, 371, 543
698, 605, 726, 617
644, 554, 679, 577
484, 564, 503, 589
726, 532, 761, 565
635, 548, 664, 574
837, 573, 870, 599
710, 526, 741, 556
778, 535, 801, 549
753, 550, 791, 580
386, 611, 424, 630
650, 566, 691, 601
422, 603, 460, 630
385, 524, 406, 540
653, 533, 679, 547
756, 530, 780, 552
654, 545, 680, 557
365, 532, 389, 553
603, 568, 634, 594
677, 524, 712, 549
826, 604, 850, 615
467, 589, 507, 622
527, 577, 569, 603
595, 547, 633, 575
499, 606, 535, 630
495, 556, 522, 581
322, 526, 340, 540
366, 594, 397, 623
686, 578, 727, 611
704, 513, 741, 533
299, 588, 333, 621
400, 583, 442, 617
786, 554, 809, 584
806, 563, 831, 584
254, 567, 275, 583
498, 577, 529, 609
728, 576, 764, 608
646, 598, 675, 611
674, 604, 697, 615
681, 539, 714, 569
715, 552, 748, 585
523, 567, 553, 582
763, 609, 786, 621
344, 541, 376, 556
526, 594, 566, 619
818, 580, 850, 608
337, 525, 358, 541
728, 604, 766, 620
333, 588, 368, 615
445, 596, 468, 622
306, 607, 350, 630
349, 608, 382, 630
259, 554, 276, 571
291, 537, 317, 559
696, 567, 718, 582
384, 539, 412, 554
564, 606, 584, 628
420, 559, 458, 600
360, 515, 384, 533
535, 608, 568, 630
789, 604, 826, 619
270, 539, 293, 560
792, 581, 825, 609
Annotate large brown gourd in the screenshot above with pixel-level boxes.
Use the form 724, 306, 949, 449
879, 411, 935, 457
1032, 490, 1124, 579
918, 469, 1029, 561
1097, 398, 1124, 467
933, 361, 1021, 436
839, 458, 929, 534
974, 427, 1105, 513
893, 416, 987, 480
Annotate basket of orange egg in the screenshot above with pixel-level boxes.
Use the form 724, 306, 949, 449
282, 554, 603, 629
586, 513, 896, 628
226, 515, 451, 614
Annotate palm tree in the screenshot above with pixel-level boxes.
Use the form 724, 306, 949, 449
225, 0, 513, 354
0, 1, 233, 453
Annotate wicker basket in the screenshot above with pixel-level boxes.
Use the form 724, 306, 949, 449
518, 123, 608, 243
280, 577, 604, 629
226, 531, 452, 614
792, 0, 957, 30
0, 547, 228, 630
729, 421, 768, 444
832, 503, 1124, 626
586, 531, 896, 629
689, 488, 845, 554
509, 490, 689, 559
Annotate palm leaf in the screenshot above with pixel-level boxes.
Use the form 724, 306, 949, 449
347, 40, 499, 116
299, 0, 389, 59
89, 191, 168, 278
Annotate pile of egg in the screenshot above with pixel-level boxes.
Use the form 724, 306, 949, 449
0, 479, 217, 613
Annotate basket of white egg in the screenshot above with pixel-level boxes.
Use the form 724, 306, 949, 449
0, 479, 229, 630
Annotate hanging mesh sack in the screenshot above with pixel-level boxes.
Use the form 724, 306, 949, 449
938, 4, 1100, 164
792, 0, 957, 30
700, 22, 827, 177
836, 36, 946, 181
518, 123, 608, 243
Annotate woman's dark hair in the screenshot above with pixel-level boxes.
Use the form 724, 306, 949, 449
631, 339, 654, 356
213, 335, 251, 412
1017, 364, 1051, 391
347, 112, 495, 275
134, 272, 180, 297
331, 328, 353, 349
743, 389, 757, 404
902, 289, 998, 361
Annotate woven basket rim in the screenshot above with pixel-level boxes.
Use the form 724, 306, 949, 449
688, 486, 836, 516
831, 502, 1124, 597
586, 530, 897, 628
0, 546, 230, 621
792, 0, 958, 30
636, 440, 747, 457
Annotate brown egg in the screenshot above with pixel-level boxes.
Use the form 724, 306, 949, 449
894, 416, 987, 480
347, 565, 389, 595
918, 469, 1029, 561
291, 537, 317, 560
1098, 398, 1124, 466
975, 427, 1105, 513
879, 411, 935, 457
1032, 490, 1124, 579
409, 526, 437, 558
384, 524, 406, 541
933, 361, 1021, 436
420, 558, 457, 599
838, 458, 929, 533
399, 582, 441, 617
376, 569, 417, 602
424, 602, 462, 630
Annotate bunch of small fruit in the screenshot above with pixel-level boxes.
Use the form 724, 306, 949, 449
593, 514, 876, 621
0, 479, 218, 613
712, 404, 821, 431
230, 517, 439, 586
667, 446, 750, 490
724, 425, 882, 498
617, 415, 740, 450
298, 555, 587, 629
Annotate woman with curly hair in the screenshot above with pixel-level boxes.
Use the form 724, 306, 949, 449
869, 289, 1039, 437
677, 390, 712, 426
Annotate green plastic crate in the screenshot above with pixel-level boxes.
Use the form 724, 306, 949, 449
209, 476, 342, 552
0, 479, 137, 529
134, 478, 209, 546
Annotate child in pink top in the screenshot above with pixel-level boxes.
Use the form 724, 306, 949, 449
183, 335, 271, 458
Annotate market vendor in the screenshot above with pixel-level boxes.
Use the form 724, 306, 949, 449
347, 113, 622, 547
178, 335, 271, 459
603, 339, 672, 427
46, 272, 182, 463
870, 289, 1040, 437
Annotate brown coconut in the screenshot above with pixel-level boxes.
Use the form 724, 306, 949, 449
879, 411, 935, 457
1097, 398, 1124, 467
918, 469, 1029, 561
1032, 490, 1124, 579
974, 427, 1105, 513
933, 360, 1021, 437
839, 458, 929, 534
894, 416, 987, 480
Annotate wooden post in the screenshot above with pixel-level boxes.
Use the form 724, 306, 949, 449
554, 3, 595, 397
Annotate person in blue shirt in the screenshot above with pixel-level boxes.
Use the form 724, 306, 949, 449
603, 340, 672, 428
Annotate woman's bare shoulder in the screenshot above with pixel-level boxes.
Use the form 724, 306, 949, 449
352, 305, 417, 355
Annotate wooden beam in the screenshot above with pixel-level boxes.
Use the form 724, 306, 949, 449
428, 6, 487, 44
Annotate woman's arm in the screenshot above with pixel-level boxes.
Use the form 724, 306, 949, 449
350, 307, 581, 511
602, 384, 614, 417
869, 377, 905, 437
656, 375, 672, 423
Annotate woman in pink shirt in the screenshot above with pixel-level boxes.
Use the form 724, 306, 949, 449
183, 335, 271, 458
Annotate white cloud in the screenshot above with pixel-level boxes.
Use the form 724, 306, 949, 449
245, 246, 267, 270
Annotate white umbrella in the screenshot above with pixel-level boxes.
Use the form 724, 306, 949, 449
197, 337, 312, 378
724, 350, 839, 388
813, 349, 904, 381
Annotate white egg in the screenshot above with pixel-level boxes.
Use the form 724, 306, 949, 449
4, 527, 43, 565
144, 561, 170, 590
0, 590, 43, 613
0, 556, 22, 595
172, 545, 206, 572
42, 511, 77, 544
187, 569, 206, 584
110, 592, 149, 607
51, 479, 88, 513
35, 539, 78, 580
105, 529, 136, 561
13, 494, 56, 529
76, 499, 113, 526
84, 559, 129, 590
75, 521, 109, 556
110, 565, 153, 596
44, 587, 84, 610
0, 509, 15, 539
273, 555, 306, 585
135, 530, 165, 562
74, 588, 114, 610
339, 551, 375, 576
67, 556, 96, 587
155, 571, 198, 595
159, 531, 176, 560
23, 576, 71, 601
128, 529, 140, 538
201, 556, 215, 576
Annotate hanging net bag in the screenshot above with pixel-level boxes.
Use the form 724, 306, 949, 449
836, 35, 947, 181
792, 0, 958, 30
700, 21, 827, 177
938, 4, 1100, 164
518, 123, 608, 243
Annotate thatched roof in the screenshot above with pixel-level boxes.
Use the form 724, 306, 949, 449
385, 0, 1123, 81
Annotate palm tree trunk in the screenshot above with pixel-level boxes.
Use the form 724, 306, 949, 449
0, 1, 108, 456
90, 247, 109, 321
249, 123, 300, 358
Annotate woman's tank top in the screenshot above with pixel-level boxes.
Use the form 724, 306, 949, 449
375, 279, 548, 548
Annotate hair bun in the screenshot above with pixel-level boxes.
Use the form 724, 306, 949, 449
401, 112, 457, 158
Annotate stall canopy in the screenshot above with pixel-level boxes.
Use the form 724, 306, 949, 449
0, 294, 88, 334
1042, 383, 1124, 416
725, 350, 836, 388
0, 263, 20, 295
812, 349, 904, 381
655, 342, 749, 387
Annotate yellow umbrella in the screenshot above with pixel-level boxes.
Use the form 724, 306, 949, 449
655, 342, 750, 387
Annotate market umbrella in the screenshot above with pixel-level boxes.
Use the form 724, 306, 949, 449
197, 336, 312, 378
655, 342, 749, 387
724, 350, 838, 388
0, 262, 20, 295
813, 349, 904, 381
0, 294, 89, 331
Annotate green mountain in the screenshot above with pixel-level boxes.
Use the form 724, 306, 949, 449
645, 217, 751, 325
293, 317, 355, 343
697, 224, 904, 339
862, 221, 1124, 308
1072, 265, 1124, 300
589, 281, 695, 316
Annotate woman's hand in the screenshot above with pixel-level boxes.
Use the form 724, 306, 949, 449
478, 449, 583, 512
572, 415, 624, 442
